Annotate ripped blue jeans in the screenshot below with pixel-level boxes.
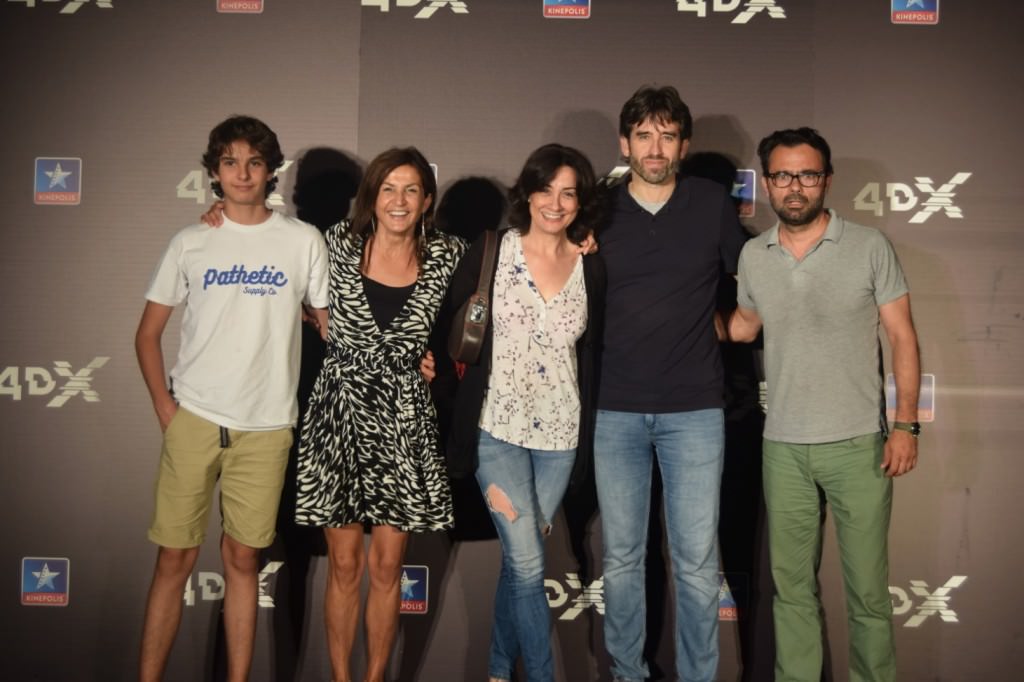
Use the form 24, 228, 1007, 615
475, 428, 575, 682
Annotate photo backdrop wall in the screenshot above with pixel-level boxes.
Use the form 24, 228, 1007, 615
2, 1, 1022, 680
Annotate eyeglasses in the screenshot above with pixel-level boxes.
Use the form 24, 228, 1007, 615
765, 171, 827, 188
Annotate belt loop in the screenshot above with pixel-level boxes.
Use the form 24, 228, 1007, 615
219, 426, 230, 448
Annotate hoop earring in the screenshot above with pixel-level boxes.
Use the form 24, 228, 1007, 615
371, 216, 377, 234
419, 215, 425, 237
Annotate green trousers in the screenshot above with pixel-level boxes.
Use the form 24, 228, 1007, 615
763, 433, 895, 682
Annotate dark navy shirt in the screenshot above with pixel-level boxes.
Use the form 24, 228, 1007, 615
597, 175, 747, 413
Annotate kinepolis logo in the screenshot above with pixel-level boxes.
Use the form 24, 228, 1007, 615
177, 162, 293, 208
676, 0, 786, 24
544, 0, 590, 19
35, 158, 82, 206
546, 573, 604, 620
0, 357, 109, 407
218, 0, 263, 13
8, 0, 112, 14
361, 0, 469, 19
854, 172, 971, 224
183, 562, 282, 608
890, 575, 967, 628
892, 0, 939, 25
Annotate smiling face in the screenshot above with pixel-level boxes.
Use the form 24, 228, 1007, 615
527, 165, 580, 237
373, 164, 432, 237
213, 140, 273, 208
763, 143, 831, 229
620, 116, 690, 186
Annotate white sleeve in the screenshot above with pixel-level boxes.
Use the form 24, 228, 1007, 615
305, 230, 330, 308
144, 232, 188, 306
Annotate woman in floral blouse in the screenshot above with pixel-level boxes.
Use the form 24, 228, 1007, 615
446, 143, 606, 682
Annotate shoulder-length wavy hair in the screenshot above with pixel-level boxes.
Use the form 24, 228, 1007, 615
507, 144, 602, 245
348, 147, 438, 268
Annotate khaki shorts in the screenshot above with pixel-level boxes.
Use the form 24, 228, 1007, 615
147, 407, 293, 549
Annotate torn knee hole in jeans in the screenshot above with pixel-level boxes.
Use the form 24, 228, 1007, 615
484, 484, 518, 523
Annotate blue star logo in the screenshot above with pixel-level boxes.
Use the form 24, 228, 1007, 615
33, 563, 61, 590
400, 571, 418, 599
45, 162, 73, 189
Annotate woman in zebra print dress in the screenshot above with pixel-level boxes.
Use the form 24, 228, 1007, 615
294, 147, 465, 682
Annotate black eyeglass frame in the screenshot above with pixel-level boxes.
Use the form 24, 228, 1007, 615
765, 171, 828, 188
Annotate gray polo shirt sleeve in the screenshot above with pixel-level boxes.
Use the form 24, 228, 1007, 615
871, 231, 909, 306
736, 239, 758, 310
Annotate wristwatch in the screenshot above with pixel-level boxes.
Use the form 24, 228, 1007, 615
892, 421, 921, 438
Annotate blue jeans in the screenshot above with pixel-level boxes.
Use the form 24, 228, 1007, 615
475, 429, 576, 682
593, 409, 725, 682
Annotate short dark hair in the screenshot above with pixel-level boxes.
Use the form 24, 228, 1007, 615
619, 85, 693, 141
201, 115, 284, 198
349, 147, 438, 266
757, 127, 834, 176
507, 143, 602, 245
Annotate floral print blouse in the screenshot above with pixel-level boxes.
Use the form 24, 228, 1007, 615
479, 229, 588, 450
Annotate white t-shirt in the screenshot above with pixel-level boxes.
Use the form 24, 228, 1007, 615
145, 211, 329, 430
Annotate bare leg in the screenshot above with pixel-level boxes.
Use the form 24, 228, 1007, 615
364, 525, 409, 682
324, 524, 366, 682
139, 545, 200, 682
221, 533, 261, 682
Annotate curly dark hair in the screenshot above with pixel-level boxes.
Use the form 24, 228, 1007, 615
201, 115, 284, 198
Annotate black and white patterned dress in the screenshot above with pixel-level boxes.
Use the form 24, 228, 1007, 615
295, 221, 466, 531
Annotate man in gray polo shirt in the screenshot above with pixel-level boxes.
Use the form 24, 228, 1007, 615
728, 127, 920, 682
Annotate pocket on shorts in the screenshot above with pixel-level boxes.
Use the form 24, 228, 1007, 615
162, 406, 195, 447
164, 406, 184, 434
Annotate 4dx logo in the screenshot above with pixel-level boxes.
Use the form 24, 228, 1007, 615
854, 172, 971, 224
677, 0, 786, 24
0, 357, 109, 407
890, 575, 967, 627
184, 561, 282, 608
361, 0, 469, 19
7, 0, 112, 14
546, 573, 604, 620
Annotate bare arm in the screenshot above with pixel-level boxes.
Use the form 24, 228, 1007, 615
135, 301, 178, 431
727, 305, 763, 343
302, 305, 329, 341
312, 307, 329, 341
879, 293, 921, 477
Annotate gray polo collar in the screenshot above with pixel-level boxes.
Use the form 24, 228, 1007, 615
765, 209, 844, 248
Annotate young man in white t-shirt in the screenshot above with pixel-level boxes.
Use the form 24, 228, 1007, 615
135, 116, 329, 682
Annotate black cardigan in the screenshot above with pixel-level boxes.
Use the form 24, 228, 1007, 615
445, 230, 606, 487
